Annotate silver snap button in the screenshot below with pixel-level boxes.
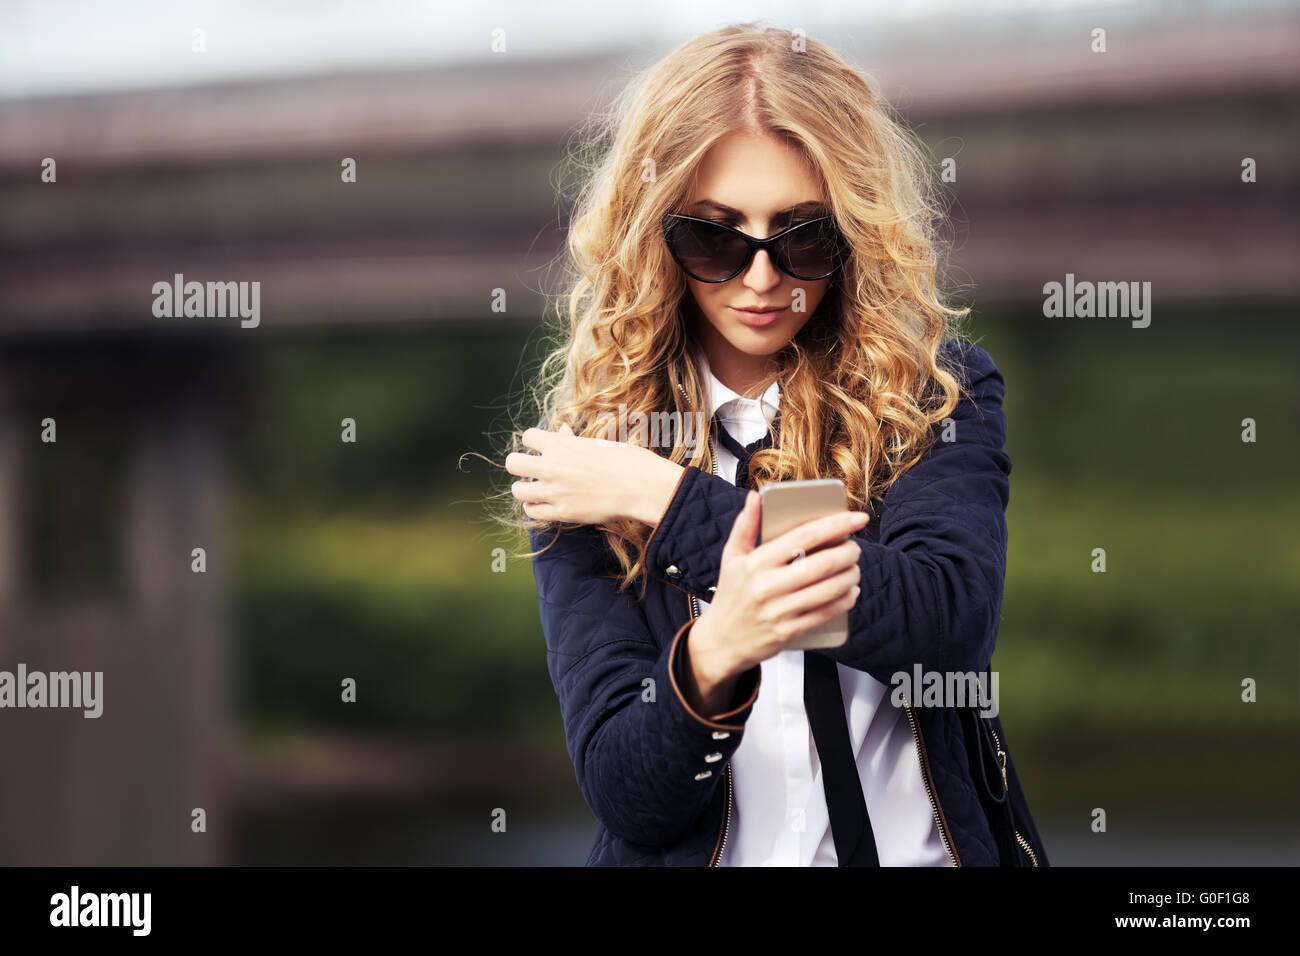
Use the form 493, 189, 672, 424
665, 564, 681, 578
712, 730, 730, 740
704, 752, 723, 763
694, 770, 713, 781
707, 586, 716, 594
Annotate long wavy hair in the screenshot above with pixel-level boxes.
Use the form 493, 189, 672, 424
482, 23, 976, 599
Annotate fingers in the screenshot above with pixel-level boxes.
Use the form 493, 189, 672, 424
720, 490, 761, 564
753, 537, 860, 602
504, 450, 546, 478
511, 478, 550, 503
522, 500, 559, 521
752, 510, 868, 570
520, 427, 553, 452
510, 418, 578, 476
765, 563, 860, 622
779, 583, 860, 641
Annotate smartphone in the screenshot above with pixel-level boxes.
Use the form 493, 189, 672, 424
759, 478, 851, 649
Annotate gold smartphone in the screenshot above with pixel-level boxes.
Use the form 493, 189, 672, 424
758, 478, 851, 649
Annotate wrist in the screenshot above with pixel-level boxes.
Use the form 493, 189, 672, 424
631, 453, 686, 526
685, 614, 741, 702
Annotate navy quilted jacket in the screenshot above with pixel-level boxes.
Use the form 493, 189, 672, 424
529, 339, 1049, 866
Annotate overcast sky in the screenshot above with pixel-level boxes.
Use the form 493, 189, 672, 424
0, 0, 1286, 100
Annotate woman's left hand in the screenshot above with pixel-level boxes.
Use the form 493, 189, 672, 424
506, 422, 685, 526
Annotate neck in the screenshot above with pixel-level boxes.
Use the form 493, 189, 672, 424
695, 320, 781, 400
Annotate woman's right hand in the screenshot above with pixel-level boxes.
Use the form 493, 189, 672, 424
685, 490, 867, 704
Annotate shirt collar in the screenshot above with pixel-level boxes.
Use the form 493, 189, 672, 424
695, 350, 781, 429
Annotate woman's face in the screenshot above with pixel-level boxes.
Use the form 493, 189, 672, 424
679, 130, 833, 394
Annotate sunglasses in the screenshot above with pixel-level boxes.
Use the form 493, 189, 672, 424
662, 212, 850, 283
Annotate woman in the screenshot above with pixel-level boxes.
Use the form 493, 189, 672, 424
501, 23, 1048, 866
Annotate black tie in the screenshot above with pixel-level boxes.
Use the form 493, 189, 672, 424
713, 413, 880, 866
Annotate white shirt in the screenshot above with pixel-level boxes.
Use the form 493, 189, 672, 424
693, 351, 951, 867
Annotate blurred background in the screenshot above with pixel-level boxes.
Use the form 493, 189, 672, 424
0, 0, 1297, 865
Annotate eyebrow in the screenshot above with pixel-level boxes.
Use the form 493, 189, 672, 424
690, 199, 829, 219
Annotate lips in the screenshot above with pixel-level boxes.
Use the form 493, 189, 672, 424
731, 305, 787, 327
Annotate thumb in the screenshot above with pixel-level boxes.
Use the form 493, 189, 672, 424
721, 489, 761, 563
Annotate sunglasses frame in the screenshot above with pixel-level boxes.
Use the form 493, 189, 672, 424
661, 212, 850, 283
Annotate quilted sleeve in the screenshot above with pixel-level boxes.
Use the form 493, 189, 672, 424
643, 340, 1012, 686
530, 518, 761, 847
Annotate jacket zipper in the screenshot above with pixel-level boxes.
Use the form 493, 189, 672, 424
989, 725, 1039, 866
903, 702, 960, 866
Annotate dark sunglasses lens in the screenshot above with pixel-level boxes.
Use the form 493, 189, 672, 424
667, 219, 749, 281
778, 219, 844, 279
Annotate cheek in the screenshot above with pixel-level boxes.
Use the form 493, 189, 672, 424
688, 281, 725, 319
792, 281, 829, 314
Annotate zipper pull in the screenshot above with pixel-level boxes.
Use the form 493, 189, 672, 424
990, 725, 1009, 793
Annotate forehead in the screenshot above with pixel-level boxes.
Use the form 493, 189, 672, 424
687, 132, 825, 223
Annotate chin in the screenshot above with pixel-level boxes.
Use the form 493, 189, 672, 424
726, 329, 794, 354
